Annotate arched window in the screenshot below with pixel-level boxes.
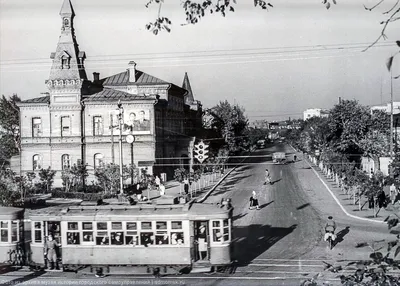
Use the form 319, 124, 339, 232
32, 155, 41, 171
94, 154, 104, 169
62, 154, 70, 170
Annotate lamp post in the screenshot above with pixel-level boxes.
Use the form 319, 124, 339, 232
387, 52, 399, 178
117, 101, 124, 194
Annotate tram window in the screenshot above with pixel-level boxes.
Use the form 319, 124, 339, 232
34, 222, 42, 243
223, 219, 229, 241
111, 232, 124, 245
212, 221, 220, 228
11, 221, 18, 242
82, 222, 93, 230
126, 231, 138, 246
171, 232, 184, 245
67, 232, 80, 245
126, 222, 137, 230
212, 229, 222, 242
97, 222, 107, 230
0, 221, 8, 243
140, 232, 154, 246
171, 221, 182, 229
82, 232, 93, 242
156, 222, 167, 230
67, 222, 78, 230
156, 232, 169, 245
96, 231, 109, 245
141, 222, 152, 230
111, 222, 122, 230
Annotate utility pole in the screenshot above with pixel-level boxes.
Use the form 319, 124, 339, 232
118, 101, 124, 194
390, 68, 394, 178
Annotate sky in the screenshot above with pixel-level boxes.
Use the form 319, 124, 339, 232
0, 0, 400, 121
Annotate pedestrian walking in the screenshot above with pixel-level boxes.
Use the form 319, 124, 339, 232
159, 184, 165, 196
390, 184, 398, 205
155, 175, 161, 190
249, 191, 260, 210
293, 154, 297, 162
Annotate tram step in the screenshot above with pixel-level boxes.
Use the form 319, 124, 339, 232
190, 267, 211, 273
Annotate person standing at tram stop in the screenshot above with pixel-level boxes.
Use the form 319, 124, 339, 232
44, 234, 60, 270
183, 176, 190, 194
197, 224, 208, 260
155, 175, 161, 190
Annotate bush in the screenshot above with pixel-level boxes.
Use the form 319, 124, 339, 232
50, 190, 116, 201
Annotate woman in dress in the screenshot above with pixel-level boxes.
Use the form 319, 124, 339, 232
197, 224, 207, 260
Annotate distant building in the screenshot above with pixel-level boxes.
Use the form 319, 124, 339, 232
303, 108, 329, 120
250, 120, 269, 129
370, 102, 400, 115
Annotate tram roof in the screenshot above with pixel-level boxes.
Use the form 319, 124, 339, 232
0, 206, 24, 220
28, 202, 231, 220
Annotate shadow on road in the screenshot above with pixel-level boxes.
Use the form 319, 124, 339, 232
0, 270, 46, 286
232, 213, 247, 221
259, 200, 274, 209
334, 226, 350, 247
297, 203, 310, 210
232, 224, 297, 266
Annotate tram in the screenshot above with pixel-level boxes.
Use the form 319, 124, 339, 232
28, 199, 233, 274
0, 206, 24, 270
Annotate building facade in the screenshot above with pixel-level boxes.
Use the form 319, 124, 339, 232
14, 0, 202, 187
303, 108, 329, 120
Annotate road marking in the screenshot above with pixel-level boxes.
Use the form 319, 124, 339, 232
249, 264, 322, 267
288, 144, 385, 224
253, 258, 332, 262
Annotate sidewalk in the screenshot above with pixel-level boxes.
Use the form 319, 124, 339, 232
290, 148, 398, 224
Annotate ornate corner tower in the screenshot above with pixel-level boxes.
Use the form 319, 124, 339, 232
46, 0, 87, 106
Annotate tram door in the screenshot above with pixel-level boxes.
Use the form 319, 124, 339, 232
44, 221, 62, 264
192, 221, 210, 262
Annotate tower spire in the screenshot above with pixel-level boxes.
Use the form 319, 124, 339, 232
182, 72, 195, 104
46, 0, 87, 93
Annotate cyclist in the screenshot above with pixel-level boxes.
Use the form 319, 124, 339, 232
324, 216, 337, 242
265, 169, 271, 184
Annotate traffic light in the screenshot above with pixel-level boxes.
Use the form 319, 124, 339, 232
194, 141, 209, 164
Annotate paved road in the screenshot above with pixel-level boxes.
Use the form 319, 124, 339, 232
1, 143, 397, 285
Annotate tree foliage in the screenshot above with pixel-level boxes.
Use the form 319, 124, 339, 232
205, 100, 248, 154
0, 94, 20, 164
36, 167, 56, 193
0, 167, 20, 206
94, 163, 138, 194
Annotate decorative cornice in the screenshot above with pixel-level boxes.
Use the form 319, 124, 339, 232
49, 105, 81, 111
46, 79, 83, 88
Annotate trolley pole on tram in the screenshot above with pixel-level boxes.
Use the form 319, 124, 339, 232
118, 101, 124, 194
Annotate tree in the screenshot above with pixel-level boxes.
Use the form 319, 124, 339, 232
36, 167, 56, 193
0, 167, 20, 206
0, 94, 20, 165
61, 164, 88, 192
94, 163, 138, 194
206, 100, 248, 154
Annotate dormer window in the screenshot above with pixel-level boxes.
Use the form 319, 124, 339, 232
61, 56, 70, 69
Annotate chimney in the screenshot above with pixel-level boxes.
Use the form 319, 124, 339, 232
93, 72, 100, 82
128, 61, 137, 83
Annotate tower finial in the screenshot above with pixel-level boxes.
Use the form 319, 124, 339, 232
60, 0, 73, 16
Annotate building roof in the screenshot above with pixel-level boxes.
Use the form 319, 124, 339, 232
20, 96, 50, 104
83, 88, 151, 102
102, 70, 168, 86
60, 0, 73, 15
182, 72, 195, 104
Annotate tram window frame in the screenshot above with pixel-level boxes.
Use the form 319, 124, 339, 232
95, 222, 110, 246
211, 220, 223, 243
33, 222, 42, 243
125, 222, 138, 246
155, 221, 168, 245
11, 221, 18, 243
170, 221, 184, 246
66, 222, 80, 245
82, 222, 94, 244
0, 221, 9, 243
139, 222, 154, 246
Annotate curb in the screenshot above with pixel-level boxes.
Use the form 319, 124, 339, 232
198, 151, 252, 203
288, 144, 385, 224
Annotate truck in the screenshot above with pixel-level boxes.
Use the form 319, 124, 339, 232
272, 152, 286, 164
